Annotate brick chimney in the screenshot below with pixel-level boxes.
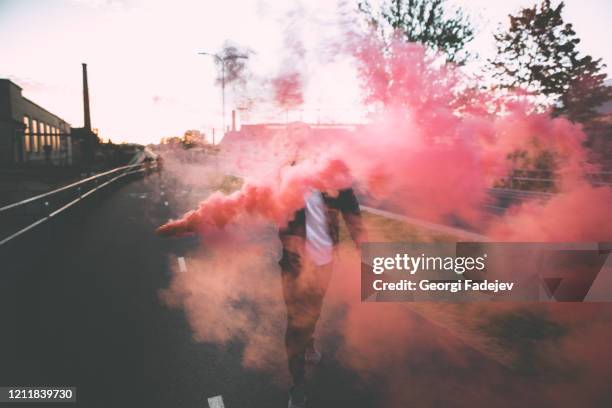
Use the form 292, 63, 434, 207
82, 63, 91, 130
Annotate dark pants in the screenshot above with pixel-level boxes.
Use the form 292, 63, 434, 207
280, 249, 333, 387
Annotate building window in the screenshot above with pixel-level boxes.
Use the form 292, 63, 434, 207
43, 122, 48, 150
38, 121, 45, 149
46, 124, 51, 147
23, 116, 30, 152
32, 119, 39, 152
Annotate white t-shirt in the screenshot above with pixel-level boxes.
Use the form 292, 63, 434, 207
304, 189, 334, 266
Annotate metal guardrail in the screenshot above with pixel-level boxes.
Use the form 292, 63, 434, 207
488, 187, 553, 200
0, 161, 157, 247
360, 205, 490, 241
495, 170, 612, 190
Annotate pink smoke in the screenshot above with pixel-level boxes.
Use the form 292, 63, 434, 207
155, 27, 612, 407
270, 6, 306, 110
157, 157, 353, 236
272, 72, 304, 109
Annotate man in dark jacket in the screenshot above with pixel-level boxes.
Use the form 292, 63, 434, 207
279, 185, 365, 408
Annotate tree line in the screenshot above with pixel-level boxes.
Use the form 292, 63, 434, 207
358, 0, 611, 125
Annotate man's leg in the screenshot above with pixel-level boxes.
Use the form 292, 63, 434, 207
305, 262, 333, 350
280, 249, 309, 388
280, 250, 334, 383
282, 270, 313, 387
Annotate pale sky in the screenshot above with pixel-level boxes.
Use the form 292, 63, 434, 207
1, 0, 610, 145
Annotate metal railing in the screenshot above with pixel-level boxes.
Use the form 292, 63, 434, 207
0, 161, 157, 247
494, 170, 612, 191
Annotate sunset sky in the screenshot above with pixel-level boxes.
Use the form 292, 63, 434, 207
1, 0, 610, 145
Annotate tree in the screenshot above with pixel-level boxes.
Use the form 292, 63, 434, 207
490, 0, 612, 123
212, 42, 251, 87
357, 0, 474, 64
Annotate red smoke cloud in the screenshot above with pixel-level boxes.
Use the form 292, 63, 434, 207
272, 72, 304, 109
271, 6, 306, 110
156, 28, 612, 407
157, 157, 352, 235
159, 220, 289, 376
488, 184, 612, 241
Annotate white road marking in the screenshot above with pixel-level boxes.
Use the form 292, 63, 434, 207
164, 201, 169, 206
207, 395, 225, 408
160, 191, 165, 196
177, 256, 187, 273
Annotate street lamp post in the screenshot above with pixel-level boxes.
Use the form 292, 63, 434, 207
198, 51, 248, 138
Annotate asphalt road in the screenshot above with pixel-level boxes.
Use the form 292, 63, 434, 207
0, 172, 379, 407
0, 170, 523, 408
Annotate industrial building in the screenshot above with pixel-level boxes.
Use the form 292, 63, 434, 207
221, 122, 360, 151
0, 79, 73, 166
0, 63, 98, 168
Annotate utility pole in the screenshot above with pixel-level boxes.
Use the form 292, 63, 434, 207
198, 51, 248, 137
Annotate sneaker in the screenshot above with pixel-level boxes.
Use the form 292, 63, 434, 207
288, 385, 307, 408
304, 344, 322, 364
